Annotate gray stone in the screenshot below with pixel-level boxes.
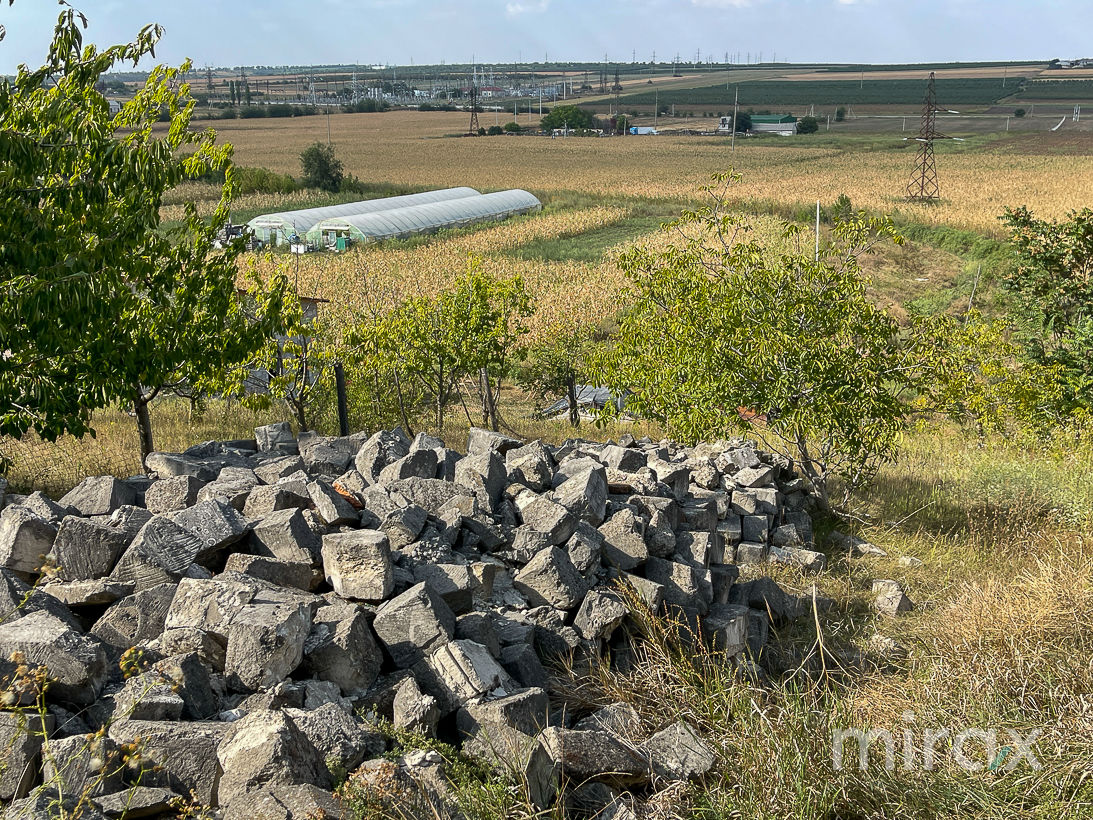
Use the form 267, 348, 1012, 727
455, 450, 507, 505
741, 514, 769, 544
600, 444, 647, 473
372, 582, 455, 668
223, 554, 315, 590
0, 569, 80, 629
250, 508, 322, 565
457, 686, 550, 740
554, 466, 609, 527
538, 726, 650, 787
680, 497, 716, 532
735, 541, 769, 565
513, 546, 586, 610
242, 483, 309, 518
499, 643, 550, 690
769, 544, 827, 574
52, 516, 130, 581
285, 702, 382, 778
574, 702, 643, 741
642, 721, 715, 780
873, 579, 914, 616
455, 612, 501, 656
701, 603, 750, 654
59, 476, 136, 517
566, 522, 604, 573
159, 628, 227, 672
730, 577, 803, 624
648, 459, 690, 500
0, 712, 51, 800
301, 442, 353, 478
379, 449, 438, 484
0, 610, 107, 706
14, 491, 72, 526
354, 430, 410, 484
222, 783, 340, 820
466, 427, 523, 457
254, 455, 306, 485
574, 588, 629, 641
39, 731, 123, 801
321, 529, 393, 602
598, 509, 648, 570
380, 504, 428, 549
392, 675, 440, 736
302, 600, 382, 694
674, 530, 718, 567
145, 475, 204, 514
733, 464, 774, 488
515, 493, 577, 545
0, 507, 56, 575
93, 787, 179, 818
427, 639, 517, 708
256, 422, 298, 454
154, 651, 224, 720
307, 480, 359, 527
39, 578, 133, 608
216, 710, 329, 807
413, 563, 477, 614
644, 557, 708, 615
616, 572, 664, 611
109, 516, 203, 590
112, 670, 185, 721
224, 599, 314, 691
92, 583, 177, 653
643, 508, 676, 558
506, 451, 552, 492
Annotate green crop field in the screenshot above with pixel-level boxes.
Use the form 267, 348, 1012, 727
1016, 79, 1093, 100
609, 77, 1026, 109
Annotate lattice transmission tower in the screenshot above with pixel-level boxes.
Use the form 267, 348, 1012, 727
907, 72, 943, 202
468, 67, 480, 135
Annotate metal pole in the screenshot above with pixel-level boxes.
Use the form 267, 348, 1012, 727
334, 362, 350, 436
730, 85, 738, 152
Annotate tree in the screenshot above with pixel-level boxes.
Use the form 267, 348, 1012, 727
733, 111, 752, 132
1000, 205, 1093, 411
0, 3, 291, 459
595, 172, 915, 508
835, 106, 846, 122
1014, 108, 1027, 118
540, 104, 596, 132
518, 322, 601, 427
797, 115, 819, 134
503, 121, 522, 133
300, 141, 344, 192
487, 124, 504, 136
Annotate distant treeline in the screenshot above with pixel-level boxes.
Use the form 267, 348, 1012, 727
825, 61, 1044, 73
1016, 79, 1093, 100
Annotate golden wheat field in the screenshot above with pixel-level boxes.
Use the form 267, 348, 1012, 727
201, 111, 1093, 234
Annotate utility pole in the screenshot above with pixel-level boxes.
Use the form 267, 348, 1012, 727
731, 85, 738, 151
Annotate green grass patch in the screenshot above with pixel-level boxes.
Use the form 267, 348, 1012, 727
509, 210, 677, 263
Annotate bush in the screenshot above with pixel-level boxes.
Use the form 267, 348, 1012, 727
502, 121, 522, 133
797, 115, 819, 134
1015, 108, 1027, 118
299, 142, 344, 192
486, 124, 504, 135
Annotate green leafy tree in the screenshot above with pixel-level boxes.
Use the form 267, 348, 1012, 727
300, 141, 344, 192
797, 115, 819, 134
539, 104, 597, 132
1000, 205, 1093, 411
348, 259, 532, 431
518, 322, 601, 427
835, 106, 846, 122
734, 111, 752, 132
487, 124, 504, 135
596, 172, 915, 508
0, 3, 291, 459
503, 121, 522, 133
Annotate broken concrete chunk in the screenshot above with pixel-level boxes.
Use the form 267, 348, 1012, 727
216, 710, 329, 807
0, 506, 56, 575
426, 639, 516, 708
574, 588, 629, 641
59, 475, 136, 517
598, 509, 648, 571
873, 579, 914, 616
92, 583, 177, 653
554, 466, 609, 527
307, 480, 359, 527
256, 422, 298, 454
517, 493, 578, 546
455, 450, 507, 505
250, 508, 322, 565
372, 582, 455, 668
513, 546, 587, 610
466, 427, 523, 457
321, 529, 393, 602
643, 721, 715, 781
0, 610, 107, 706
392, 675, 440, 737
538, 726, 650, 787
224, 600, 314, 691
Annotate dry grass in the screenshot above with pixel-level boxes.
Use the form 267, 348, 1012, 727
192, 111, 1093, 234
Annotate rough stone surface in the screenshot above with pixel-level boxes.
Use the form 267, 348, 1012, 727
321, 529, 393, 602
0, 507, 56, 575
372, 582, 455, 668
59, 476, 136, 517
598, 510, 648, 571
513, 546, 587, 610
873, 579, 914, 616
52, 516, 130, 581
642, 721, 715, 781
574, 588, 629, 641
224, 599, 314, 691
0, 610, 107, 706
302, 599, 382, 694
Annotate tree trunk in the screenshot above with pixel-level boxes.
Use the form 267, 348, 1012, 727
567, 376, 579, 428
480, 367, 491, 427
135, 394, 154, 465
435, 363, 444, 431
392, 370, 415, 438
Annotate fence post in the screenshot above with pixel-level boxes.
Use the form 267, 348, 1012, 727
334, 361, 350, 437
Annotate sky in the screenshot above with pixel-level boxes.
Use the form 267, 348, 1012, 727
0, 0, 1090, 74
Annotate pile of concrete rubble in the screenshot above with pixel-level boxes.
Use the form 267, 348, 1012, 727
0, 423, 823, 818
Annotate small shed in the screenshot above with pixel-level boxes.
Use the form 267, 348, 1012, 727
749, 115, 798, 136
246, 187, 481, 247
305, 189, 542, 247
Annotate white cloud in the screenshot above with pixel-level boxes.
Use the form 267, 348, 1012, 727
506, 0, 550, 15
690, 0, 758, 7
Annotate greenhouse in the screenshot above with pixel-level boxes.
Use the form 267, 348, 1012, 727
245, 187, 481, 246
304, 189, 542, 247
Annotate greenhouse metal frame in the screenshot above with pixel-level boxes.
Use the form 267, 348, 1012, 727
245, 187, 481, 246
304, 189, 542, 247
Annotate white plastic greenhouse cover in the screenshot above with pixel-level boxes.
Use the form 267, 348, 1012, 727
306, 189, 542, 243
246, 187, 481, 236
